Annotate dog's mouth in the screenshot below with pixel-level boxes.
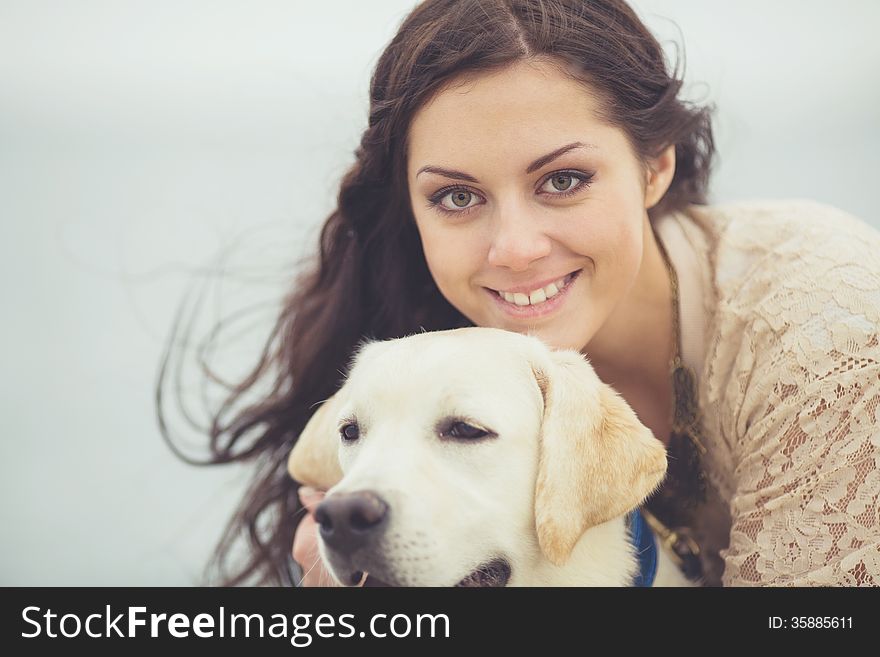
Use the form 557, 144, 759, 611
342, 559, 513, 587
455, 558, 512, 587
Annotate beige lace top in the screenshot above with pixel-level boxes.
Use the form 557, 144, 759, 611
654, 200, 880, 586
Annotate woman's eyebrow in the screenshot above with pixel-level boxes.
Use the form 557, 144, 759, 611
415, 141, 597, 182
416, 166, 479, 183
525, 142, 596, 173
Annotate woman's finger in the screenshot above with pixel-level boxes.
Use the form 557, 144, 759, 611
298, 485, 326, 513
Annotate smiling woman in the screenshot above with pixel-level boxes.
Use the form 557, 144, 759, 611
407, 60, 677, 354
158, 0, 880, 587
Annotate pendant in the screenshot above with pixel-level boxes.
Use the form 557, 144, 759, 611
671, 362, 705, 453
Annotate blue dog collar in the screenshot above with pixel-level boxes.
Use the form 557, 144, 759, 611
627, 509, 658, 587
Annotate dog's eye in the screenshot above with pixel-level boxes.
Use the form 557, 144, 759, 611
445, 421, 489, 440
340, 423, 360, 442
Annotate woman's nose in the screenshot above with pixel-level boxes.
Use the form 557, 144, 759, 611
486, 202, 552, 271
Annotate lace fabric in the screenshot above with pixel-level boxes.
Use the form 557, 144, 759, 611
662, 200, 880, 586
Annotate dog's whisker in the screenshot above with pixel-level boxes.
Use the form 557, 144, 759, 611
297, 555, 324, 587
308, 397, 333, 411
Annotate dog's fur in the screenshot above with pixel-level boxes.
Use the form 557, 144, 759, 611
288, 327, 691, 586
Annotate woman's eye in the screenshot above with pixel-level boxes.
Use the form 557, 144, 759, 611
445, 422, 489, 440
450, 190, 474, 207
539, 171, 592, 196
549, 174, 575, 191
429, 188, 483, 212
340, 423, 360, 442
440, 189, 479, 211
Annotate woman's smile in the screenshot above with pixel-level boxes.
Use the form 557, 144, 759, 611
485, 269, 582, 319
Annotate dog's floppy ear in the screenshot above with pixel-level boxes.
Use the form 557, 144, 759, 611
530, 349, 668, 566
287, 391, 346, 491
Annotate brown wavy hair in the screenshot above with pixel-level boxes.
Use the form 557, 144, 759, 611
157, 0, 714, 586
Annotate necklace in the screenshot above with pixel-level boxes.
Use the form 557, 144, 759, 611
642, 230, 708, 581
657, 234, 706, 457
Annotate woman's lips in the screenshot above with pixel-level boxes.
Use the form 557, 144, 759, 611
486, 269, 582, 319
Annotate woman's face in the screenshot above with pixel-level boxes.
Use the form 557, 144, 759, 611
407, 59, 656, 353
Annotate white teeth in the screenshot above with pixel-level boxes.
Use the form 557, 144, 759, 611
529, 288, 547, 305
498, 273, 574, 307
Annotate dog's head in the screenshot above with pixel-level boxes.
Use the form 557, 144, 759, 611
288, 327, 667, 586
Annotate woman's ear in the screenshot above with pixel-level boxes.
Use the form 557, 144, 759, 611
644, 145, 677, 210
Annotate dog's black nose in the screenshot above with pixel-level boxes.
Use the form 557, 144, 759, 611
314, 491, 389, 555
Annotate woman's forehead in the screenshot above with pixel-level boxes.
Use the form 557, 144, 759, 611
406, 60, 618, 171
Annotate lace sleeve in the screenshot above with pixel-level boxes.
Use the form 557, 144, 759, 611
723, 361, 880, 585
717, 212, 880, 586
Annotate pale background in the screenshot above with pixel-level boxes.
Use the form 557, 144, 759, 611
1, 0, 878, 585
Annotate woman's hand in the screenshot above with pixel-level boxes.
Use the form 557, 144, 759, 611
293, 486, 366, 587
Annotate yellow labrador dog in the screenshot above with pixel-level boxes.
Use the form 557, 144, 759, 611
288, 327, 691, 587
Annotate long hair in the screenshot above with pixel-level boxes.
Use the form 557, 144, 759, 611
157, 0, 714, 586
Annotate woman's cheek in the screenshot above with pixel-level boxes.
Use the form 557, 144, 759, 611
424, 225, 476, 280
422, 236, 462, 301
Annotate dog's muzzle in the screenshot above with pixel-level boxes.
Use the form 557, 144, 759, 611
314, 490, 389, 556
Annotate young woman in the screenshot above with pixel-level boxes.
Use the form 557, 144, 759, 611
161, 0, 880, 586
